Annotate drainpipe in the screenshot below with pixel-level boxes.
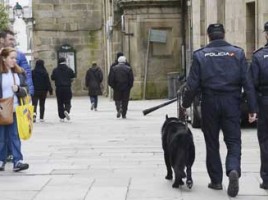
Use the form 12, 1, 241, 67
181, 0, 187, 79
187, 0, 193, 77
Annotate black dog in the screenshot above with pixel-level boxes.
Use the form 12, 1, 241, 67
161, 115, 195, 188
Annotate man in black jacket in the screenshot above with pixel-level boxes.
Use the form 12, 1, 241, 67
108, 56, 134, 119
182, 24, 257, 197
51, 57, 75, 122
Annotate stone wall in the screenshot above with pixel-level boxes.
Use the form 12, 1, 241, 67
32, 0, 105, 96
32, 0, 268, 98
118, 0, 182, 99
191, 0, 268, 59
257, 0, 268, 47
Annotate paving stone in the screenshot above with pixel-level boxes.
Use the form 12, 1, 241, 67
85, 187, 128, 200
0, 97, 266, 200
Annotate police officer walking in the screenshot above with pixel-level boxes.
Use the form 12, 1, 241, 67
250, 21, 268, 190
182, 24, 257, 197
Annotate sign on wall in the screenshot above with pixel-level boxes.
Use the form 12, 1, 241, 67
149, 30, 167, 43
57, 44, 77, 76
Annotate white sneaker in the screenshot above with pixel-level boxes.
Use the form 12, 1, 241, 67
40, 119, 45, 122
60, 119, 64, 122
64, 111, 70, 120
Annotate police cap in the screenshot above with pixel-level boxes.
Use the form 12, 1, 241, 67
207, 23, 225, 35
264, 21, 268, 32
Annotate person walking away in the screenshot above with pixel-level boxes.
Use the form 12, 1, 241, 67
108, 52, 130, 100
109, 52, 130, 70
181, 24, 257, 197
32, 59, 53, 122
249, 21, 268, 190
108, 56, 134, 119
51, 57, 75, 122
0, 47, 30, 172
85, 61, 103, 111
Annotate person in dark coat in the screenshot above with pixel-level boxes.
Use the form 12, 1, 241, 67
108, 56, 134, 119
85, 61, 103, 111
108, 52, 130, 87
51, 57, 75, 122
250, 21, 268, 190
182, 24, 257, 197
32, 59, 53, 122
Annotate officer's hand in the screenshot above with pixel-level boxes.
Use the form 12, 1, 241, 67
179, 105, 187, 121
248, 113, 257, 123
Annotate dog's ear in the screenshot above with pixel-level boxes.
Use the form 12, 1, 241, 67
166, 114, 168, 119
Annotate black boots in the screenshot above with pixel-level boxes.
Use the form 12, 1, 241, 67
208, 182, 223, 190
227, 170, 239, 197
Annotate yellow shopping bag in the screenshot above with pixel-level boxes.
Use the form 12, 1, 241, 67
16, 97, 34, 140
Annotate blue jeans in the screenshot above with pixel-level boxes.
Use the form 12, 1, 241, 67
0, 114, 23, 165
90, 96, 98, 108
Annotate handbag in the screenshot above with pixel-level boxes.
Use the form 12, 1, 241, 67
16, 97, 34, 140
0, 97, 14, 125
0, 73, 16, 125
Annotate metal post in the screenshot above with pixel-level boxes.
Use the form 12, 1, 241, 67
143, 29, 151, 100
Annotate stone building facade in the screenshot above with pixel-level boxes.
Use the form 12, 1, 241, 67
111, 0, 184, 99
106, 0, 188, 99
32, 0, 105, 96
32, 0, 268, 98
32, 0, 184, 99
190, 0, 268, 59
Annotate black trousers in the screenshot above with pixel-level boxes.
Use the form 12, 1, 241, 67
90, 95, 98, 108
201, 94, 241, 184
32, 91, 47, 119
113, 89, 130, 117
257, 96, 268, 184
56, 87, 72, 119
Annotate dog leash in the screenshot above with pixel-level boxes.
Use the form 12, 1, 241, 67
177, 83, 188, 130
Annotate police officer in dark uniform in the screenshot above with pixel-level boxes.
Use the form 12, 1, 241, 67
250, 21, 268, 190
182, 23, 257, 197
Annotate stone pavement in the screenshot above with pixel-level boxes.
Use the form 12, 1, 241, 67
0, 96, 267, 200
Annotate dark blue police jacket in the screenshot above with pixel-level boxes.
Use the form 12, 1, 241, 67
183, 39, 257, 113
250, 43, 268, 96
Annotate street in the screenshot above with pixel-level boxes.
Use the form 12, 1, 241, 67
0, 96, 267, 200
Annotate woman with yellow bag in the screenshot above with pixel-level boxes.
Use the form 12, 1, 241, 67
0, 47, 29, 172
